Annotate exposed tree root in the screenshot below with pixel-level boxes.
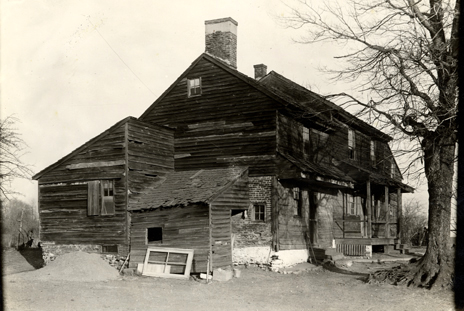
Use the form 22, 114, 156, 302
367, 258, 453, 290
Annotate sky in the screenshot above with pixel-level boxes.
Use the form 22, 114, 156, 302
1, 0, 429, 209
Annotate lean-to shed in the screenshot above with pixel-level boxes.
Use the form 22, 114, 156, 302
128, 167, 249, 273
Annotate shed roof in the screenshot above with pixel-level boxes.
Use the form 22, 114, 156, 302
129, 166, 248, 211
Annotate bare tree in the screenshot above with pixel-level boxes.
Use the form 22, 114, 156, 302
401, 199, 428, 246
0, 116, 33, 199
282, 0, 458, 288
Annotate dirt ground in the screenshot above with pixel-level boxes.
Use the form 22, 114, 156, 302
2, 248, 455, 311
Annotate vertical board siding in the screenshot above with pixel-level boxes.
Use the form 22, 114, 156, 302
210, 172, 249, 268
140, 58, 278, 176
129, 204, 210, 273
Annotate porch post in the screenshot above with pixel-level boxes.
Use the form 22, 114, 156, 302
384, 186, 389, 238
397, 188, 402, 242
271, 176, 279, 252
366, 181, 371, 238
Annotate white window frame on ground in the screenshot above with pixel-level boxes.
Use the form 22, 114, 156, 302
187, 77, 202, 97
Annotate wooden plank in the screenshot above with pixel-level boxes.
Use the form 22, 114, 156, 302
66, 160, 126, 170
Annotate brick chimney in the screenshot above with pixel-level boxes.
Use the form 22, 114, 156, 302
254, 64, 267, 80
205, 17, 238, 69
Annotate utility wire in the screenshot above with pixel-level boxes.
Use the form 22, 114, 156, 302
88, 19, 156, 96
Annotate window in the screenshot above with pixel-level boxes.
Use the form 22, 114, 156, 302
346, 193, 355, 215
370, 140, 376, 166
87, 180, 115, 216
293, 187, 302, 217
348, 129, 355, 159
102, 245, 118, 253
311, 128, 329, 152
303, 127, 310, 153
101, 180, 115, 215
187, 77, 201, 97
390, 161, 395, 178
253, 203, 265, 221
147, 227, 163, 244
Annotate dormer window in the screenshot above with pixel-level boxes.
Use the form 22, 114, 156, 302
370, 140, 376, 166
348, 129, 355, 159
188, 77, 202, 97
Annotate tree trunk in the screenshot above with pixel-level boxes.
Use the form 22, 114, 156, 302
409, 133, 455, 289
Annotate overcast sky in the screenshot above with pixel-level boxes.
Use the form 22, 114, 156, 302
1, 0, 428, 207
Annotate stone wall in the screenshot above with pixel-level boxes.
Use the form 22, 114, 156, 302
231, 213, 272, 247
232, 246, 309, 267
249, 176, 272, 222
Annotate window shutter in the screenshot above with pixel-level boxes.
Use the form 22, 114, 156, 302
88, 181, 100, 216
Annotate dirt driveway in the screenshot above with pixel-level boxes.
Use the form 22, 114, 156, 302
3, 261, 454, 311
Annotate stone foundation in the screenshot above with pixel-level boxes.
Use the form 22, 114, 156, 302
233, 246, 310, 268
40, 242, 128, 270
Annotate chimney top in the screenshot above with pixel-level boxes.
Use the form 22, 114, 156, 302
205, 17, 238, 69
253, 64, 267, 80
205, 17, 238, 27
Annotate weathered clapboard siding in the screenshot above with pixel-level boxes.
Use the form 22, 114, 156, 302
39, 180, 127, 246
34, 117, 176, 256
126, 120, 174, 201
129, 204, 210, 273
140, 57, 278, 176
37, 123, 127, 184
37, 122, 128, 248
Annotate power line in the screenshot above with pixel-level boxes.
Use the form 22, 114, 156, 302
88, 19, 156, 96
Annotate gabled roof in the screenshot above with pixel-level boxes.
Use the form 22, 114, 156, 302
129, 166, 247, 211
139, 53, 333, 130
260, 71, 392, 142
32, 117, 173, 180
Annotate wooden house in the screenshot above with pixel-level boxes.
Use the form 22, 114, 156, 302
138, 17, 413, 260
32, 117, 175, 256
34, 17, 413, 271
128, 167, 248, 272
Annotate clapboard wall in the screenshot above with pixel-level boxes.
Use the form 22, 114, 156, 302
129, 204, 210, 273
140, 56, 279, 176
38, 121, 128, 249
36, 118, 174, 255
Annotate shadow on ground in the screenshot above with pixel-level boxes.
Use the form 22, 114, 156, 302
18, 247, 44, 269
322, 262, 370, 282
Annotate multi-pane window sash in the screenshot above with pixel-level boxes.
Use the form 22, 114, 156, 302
254, 203, 265, 221
87, 180, 115, 216
346, 193, 355, 215
188, 78, 201, 97
370, 140, 376, 166
348, 129, 355, 159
